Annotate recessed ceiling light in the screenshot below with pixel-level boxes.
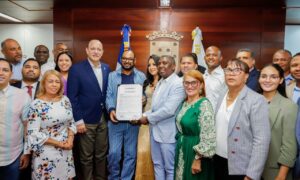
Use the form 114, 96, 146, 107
0, 12, 22, 22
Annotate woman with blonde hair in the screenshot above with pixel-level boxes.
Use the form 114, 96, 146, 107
26, 70, 76, 179
174, 70, 215, 180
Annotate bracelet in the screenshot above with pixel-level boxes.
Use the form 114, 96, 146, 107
195, 154, 202, 160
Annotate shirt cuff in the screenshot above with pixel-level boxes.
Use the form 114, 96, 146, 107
108, 108, 116, 113
75, 119, 84, 126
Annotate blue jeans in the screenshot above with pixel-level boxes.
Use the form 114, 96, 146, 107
107, 121, 139, 180
0, 155, 21, 180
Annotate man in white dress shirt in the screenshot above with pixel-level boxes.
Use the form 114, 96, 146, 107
203, 46, 226, 111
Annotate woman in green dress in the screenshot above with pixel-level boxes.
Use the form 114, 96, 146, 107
174, 70, 216, 180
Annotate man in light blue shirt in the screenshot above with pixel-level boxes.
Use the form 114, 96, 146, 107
106, 50, 146, 180
272, 49, 294, 85
1, 38, 24, 83
0, 59, 31, 180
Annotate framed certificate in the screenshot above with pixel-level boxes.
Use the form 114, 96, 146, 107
116, 84, 143, 121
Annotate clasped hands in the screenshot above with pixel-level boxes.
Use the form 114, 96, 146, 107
109, 110, 148, 125
56, 137, 74, 150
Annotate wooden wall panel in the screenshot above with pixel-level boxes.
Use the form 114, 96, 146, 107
54, 7, 285, 71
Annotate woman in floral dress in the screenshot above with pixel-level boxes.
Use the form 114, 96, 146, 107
174, 70, 215, 180
26, 70, 76, 179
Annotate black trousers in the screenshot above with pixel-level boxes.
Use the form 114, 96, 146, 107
213, 155, 245, 180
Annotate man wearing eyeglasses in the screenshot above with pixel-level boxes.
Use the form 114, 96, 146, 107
68, 39, 111, 180
106, 50, 146, 180
203, 46, 226, 111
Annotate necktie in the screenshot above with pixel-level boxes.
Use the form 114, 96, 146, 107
27, 86, 33, 97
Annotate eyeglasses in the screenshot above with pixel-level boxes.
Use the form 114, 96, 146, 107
122, 57, 135, 62
223, 68, 243, 75
183, 80, 199, 87
259, 74, 280, 80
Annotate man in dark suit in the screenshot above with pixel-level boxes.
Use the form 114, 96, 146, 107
236, 48, 260, 91
67, 39, 111, 180
11, 58, 40, 100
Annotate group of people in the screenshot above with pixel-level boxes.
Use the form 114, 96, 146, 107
0, 37, 300, 180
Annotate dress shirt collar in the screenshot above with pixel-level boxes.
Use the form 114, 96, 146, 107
205, 65, 223, 76
161, 72, 176, 83
0, 84, 10, 97
21, 81, 38, 89
88, 58, 102, 69
286, 74, 293, 80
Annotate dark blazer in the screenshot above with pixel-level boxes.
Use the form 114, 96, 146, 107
11, 81, 40, 99
246, 67, 260, 91
67, 59, 111, 124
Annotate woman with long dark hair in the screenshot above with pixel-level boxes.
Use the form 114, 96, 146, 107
135, 54, 160, 180
55, 51, 73, 95
259, 64, 297, 180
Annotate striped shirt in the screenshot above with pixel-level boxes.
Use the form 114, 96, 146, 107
0, 85, 31, 166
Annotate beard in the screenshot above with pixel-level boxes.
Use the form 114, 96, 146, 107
121, 64, 134, 71
23, 76, 39, 82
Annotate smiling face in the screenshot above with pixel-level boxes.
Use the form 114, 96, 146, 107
57, 54, 72, 73
44, 74, 61, 96
0, 61, 12, 89
290, 56, 300, 81
158, 56, 175, 79
183, 75, 202, 98
121, 50, 135, 71
273, 51, 291, 72
180, 56, 198, 75
148, 58, 158, 76
86, 40, 103, 64
259, 66, 283, 93
22, 60, 40, 82
204, 46, 222, 71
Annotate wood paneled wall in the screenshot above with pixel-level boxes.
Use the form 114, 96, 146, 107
54, 7, 285, 71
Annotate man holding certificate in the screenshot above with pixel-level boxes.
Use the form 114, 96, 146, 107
139, 55, 186, 180
106, 50, 146, 180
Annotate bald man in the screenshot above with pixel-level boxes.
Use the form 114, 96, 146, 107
67, 39, 111, 180
1, 38, 24, 82
34, 44, 55, 77
106, 50, 146, 180
273, 49, 294, 85
203, 46, 227, 111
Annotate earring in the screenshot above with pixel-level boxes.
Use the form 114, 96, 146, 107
199, 89, 203, 95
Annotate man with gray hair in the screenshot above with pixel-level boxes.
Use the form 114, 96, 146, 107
236, 48, 260, 91
139, 55, 185, 180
